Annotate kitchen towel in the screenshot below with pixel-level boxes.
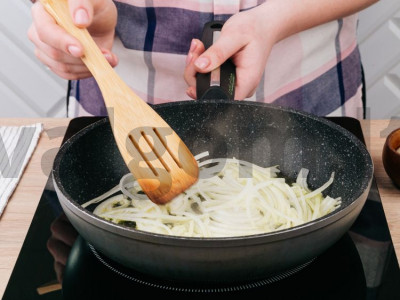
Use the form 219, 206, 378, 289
0, 123, 43, 216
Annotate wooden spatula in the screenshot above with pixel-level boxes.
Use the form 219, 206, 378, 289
40, 0, 198, 204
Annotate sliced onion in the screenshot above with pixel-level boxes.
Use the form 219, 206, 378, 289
82, 152, 341, 237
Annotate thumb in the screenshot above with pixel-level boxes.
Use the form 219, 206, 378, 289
193, 32, 244, 73
68, 0, 94, 28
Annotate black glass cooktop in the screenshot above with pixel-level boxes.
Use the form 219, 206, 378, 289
3, 117, 400, 300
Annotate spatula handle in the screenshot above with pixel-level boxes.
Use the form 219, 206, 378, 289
39, 0, 115, 86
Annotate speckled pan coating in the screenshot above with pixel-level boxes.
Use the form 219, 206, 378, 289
52, 100, 373, 283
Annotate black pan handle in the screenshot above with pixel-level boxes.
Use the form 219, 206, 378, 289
196, 21, 236, 101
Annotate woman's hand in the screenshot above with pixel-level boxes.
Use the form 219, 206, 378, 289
28, 0, 118, 80
184, 5, 280, 100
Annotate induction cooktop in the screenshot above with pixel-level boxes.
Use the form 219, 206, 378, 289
2, 117, 400, 300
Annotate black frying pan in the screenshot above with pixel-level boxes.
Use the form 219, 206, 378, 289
52, 22, 373, 284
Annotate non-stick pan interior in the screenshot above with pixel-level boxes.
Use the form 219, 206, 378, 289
54, 101, 373, 214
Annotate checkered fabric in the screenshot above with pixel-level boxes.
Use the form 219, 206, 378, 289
68, 0, 363, 118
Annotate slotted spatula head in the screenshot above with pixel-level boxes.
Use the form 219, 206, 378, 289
41, 0, 199, 204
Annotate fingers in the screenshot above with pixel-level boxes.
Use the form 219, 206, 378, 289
68, 0, 94, 28
184, 19, 270, 100
193, 28, 246, 74
29, 2, 86, 79
188, 25, 259, 100
184, 37, 262, 100
233, 68, 266, 100
29, 26, 90, 79
234, 70, 261, 100
233, 54, 266, 100
186, 86, 197, 99
29, 1, 118, 80
183, 39, 205, 99
30, 2, 84, 57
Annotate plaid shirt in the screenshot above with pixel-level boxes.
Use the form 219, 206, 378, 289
69, 0, 363, 118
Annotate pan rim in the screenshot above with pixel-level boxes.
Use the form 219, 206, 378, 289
52, 101, 374, 245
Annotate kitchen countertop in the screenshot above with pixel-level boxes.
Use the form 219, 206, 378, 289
0, 117, 400, 297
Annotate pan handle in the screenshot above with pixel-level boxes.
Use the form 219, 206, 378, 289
196, 21, 236, 101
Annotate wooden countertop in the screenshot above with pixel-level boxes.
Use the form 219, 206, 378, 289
0, 118, 400, 296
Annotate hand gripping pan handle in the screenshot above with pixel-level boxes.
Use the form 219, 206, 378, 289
196, 21, 236, 101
